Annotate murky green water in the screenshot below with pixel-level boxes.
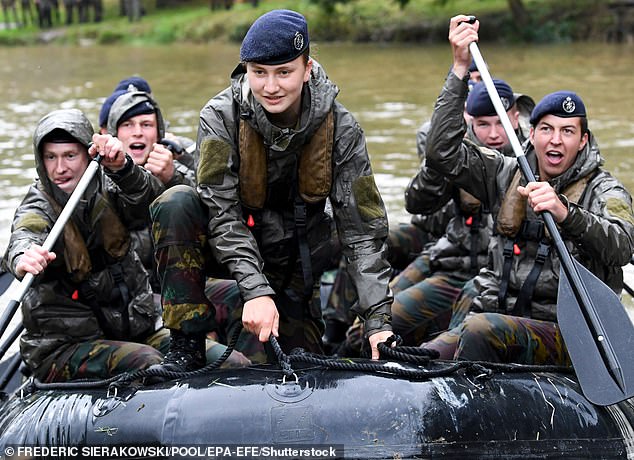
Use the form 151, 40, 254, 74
1, 40, 633, 305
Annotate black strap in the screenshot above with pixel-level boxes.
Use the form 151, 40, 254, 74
109, 264, 130, 337
294, 197, 314, 300
497, 239, 515, 312
468, 213, 481, 275
78, 282, 118, 338
78, 263, 131, 338
514, 241, 550, 317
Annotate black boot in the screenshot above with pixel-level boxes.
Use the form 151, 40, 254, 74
322, 319, 349, 355
157, 329, 206, 373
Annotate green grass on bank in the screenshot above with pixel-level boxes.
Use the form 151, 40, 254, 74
0, 0, 616, 46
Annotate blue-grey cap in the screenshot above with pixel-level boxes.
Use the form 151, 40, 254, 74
115, 76, 152, 94
99, 89, 127, 128
240, 9, 309, 65
466, 79, 515, 117
530, 90, 586, 125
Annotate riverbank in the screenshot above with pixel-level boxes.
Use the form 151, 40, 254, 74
0, 0, 625, 47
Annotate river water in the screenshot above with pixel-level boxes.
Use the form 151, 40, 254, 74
1, 41, 634, 304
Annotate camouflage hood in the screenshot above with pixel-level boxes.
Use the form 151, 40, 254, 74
33, 108, 94, 202
106, 90, 165, 140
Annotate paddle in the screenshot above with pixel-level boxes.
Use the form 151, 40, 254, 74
0, 271, 14, 296
0, 353, 22, 392
0, 152, 103, 350
468, 31, 634, 406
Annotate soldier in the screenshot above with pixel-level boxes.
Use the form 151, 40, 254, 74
391, 78, 531, 346
101, 77, 253, 366
1, 108, 167, 382
423, 15, 634, 364
335, 78, 533, 355
150, 9, 394, 372
105, 90, 196, 188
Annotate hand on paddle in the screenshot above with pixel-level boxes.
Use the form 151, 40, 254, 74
89, 133, 127, 172
518, 181, 569, 223
15, 244, 56, 279
242, 295, 280, 343
449, 15, 480, 79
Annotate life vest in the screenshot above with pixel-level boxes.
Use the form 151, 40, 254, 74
495, 170, 592, 314
496, 170, 590, 239
238, 110, 334, 209
457, 188, 484, 274
238, 110, 334, 299
40, 186, 130, 282
40, 186, 134, 335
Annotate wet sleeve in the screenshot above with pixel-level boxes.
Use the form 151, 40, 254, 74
196, 101, 274, 301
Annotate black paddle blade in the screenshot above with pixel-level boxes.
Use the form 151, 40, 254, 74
557, 260, 634, 406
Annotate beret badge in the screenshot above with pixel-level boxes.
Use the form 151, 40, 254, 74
293, 31, 304, 51
562, 96, 576, 114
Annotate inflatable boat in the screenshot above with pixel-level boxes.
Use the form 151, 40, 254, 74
1, 345, 633, 460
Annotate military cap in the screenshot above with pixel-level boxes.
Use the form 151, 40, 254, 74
466, 79, 515, 117
107, 91, 165, 139
118, 99, 155, 125
240, 9, 309, 65
114, 76, 152, 94
529, 90, 586, 125
99, 89, 127, 128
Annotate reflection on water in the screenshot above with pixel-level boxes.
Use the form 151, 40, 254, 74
1, 42, 633, 289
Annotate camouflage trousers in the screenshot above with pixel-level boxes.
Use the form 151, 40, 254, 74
423, 303, 571, 365
387, 222, 435, 271
335, 251, 447, 357
204, 277, 267, 364
150, 185, 324, 361
391, 270, 471, 346
336, 275, 470, 357
322, 222, 434, 329
44, 328, 170, 383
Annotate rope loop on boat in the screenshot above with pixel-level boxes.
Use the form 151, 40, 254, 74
269, 336, 295, 378
15, 328, 574, 397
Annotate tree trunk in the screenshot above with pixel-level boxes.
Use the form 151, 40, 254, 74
508, 0, 529, 28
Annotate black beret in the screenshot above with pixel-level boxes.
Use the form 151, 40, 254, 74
240, 9, 309, 65
466, 79, 515, 117
529, 90, 586, 125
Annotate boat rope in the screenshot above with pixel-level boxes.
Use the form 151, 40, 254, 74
270, 334, 574, 381
17, 329, 573, 397
22, 325, 243, 394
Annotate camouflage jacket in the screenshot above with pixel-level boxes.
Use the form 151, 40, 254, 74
406, 78, 530, 276
426, 72, 634, 321
195, 60, 392, 335
2, 109, 164, 378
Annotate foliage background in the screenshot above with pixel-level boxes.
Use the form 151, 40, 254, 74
0, 0, 623, 46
